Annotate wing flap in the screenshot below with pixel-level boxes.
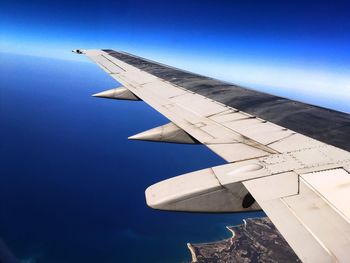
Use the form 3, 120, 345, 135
244, 168, 350, 263
208, 143, 270, 162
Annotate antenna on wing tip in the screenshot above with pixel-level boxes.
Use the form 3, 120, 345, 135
72, 49, 86, 54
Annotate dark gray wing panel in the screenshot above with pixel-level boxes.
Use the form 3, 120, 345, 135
103, 49, 350, 152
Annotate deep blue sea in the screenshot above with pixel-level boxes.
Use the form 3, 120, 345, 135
0, 53, 263, 263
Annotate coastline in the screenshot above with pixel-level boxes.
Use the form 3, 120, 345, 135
185, 217, 301, 263
187, 243, 197, 263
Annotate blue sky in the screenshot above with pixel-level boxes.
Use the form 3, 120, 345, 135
1, 0, 350, 111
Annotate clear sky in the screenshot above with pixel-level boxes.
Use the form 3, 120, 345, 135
1, 0, 350, 111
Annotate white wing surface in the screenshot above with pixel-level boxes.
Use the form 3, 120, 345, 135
74, 49, 350, 262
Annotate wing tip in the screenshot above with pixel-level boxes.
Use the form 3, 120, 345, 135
72, 49, 86, 54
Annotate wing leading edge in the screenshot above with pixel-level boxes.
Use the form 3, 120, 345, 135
74, 49, 350, 262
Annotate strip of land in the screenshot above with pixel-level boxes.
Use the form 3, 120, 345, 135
188, 217, 301, 263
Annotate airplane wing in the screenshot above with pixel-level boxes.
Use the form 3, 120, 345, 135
73, 49, 350, 262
